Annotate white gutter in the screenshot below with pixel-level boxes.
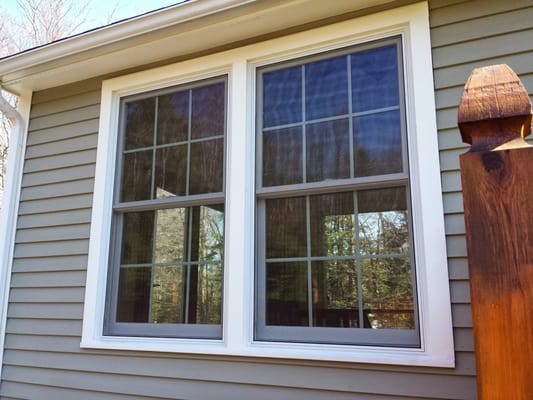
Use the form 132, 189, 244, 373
0, 88, 31, 382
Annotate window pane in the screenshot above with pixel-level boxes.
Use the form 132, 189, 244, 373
157, 91, 189, 145
358, 187, 409, 255
353, 110, 403, 177
310, 192, 354, 257
305, 55, 348, 120
312, 260, 359, 328
262, 66, 302, 128
256, 40, 415, 345
351, 45, 399, 112
154, 208, 187, 263
306, 119, 350, 183
191, 82, 226, 139
121, 211, 154, 265
112, 78, 226, 338
197, 205, 224, 262
124, 98, 155, 150
266, 197, 307, 258
116, 267, 151, 322
154, 145, 187, 198
361, 257, 414, 329
151, 266, 185, 323
121, 150, 153, 202
192, 264, 223, 324
262, 127, 302, 187
266, 262, 308, 326
189, 138, 224, 194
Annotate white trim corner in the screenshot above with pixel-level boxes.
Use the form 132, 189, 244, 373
0, 89, 32, 379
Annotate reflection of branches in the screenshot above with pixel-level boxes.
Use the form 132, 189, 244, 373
151, 205, 224, 324
321, 207, 413, 328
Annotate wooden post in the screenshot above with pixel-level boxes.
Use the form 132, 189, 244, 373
458, 64, 533, 400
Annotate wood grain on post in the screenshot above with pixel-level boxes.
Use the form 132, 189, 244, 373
458, 64, 533, 400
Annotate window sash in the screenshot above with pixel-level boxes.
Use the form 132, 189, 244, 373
255, 37, 420, 347
105, 77, 227, 339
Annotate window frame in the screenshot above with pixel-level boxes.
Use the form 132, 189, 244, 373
82, 2, 455, 367
254, 37, 420, 347
104, 77, 228, 339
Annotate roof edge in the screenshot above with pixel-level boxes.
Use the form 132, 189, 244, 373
0, 0, 255, 86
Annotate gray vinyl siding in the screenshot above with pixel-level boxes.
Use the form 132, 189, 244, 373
430, 0, 533, 399
1, 0, 532, 398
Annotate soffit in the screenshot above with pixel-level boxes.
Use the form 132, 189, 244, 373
0, 0, 414, 94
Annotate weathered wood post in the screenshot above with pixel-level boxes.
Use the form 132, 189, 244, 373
458, 64, 533, 400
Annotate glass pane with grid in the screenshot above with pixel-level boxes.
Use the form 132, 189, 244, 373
259, 42, 404, 188
107, 77, 226, 339
256, 39, 418, 346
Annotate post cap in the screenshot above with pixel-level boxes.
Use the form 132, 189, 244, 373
458, 64, 532, 151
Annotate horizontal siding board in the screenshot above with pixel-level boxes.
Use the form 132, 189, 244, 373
437, 129, 466, 152
434, 73, 533, 109
10, 270, 86, 287
428, 0, 466, 10
4, 335, 83, 352
441, 171, 461, 192
451, 304, 473, 328
442, 192, 464, 214
0, 381, 167, 400
17, 209, 92, 229
449, 281, 470, 303
22, 164, 96, 188
430, 7, 533, 47
9, 287, 84, 303
12, 255, 88, 273
28, 105, 100, 132
1, 351, 475, 384
13, 239, 89, 258
6, 304, 83, 320
429, 0, 533, 27
5, 319, 82, 336
446, 235, 467, 258
453, 328, 475, 352
455, 352, 477, 376
27, 119, 99, 146
15, 224, 90, 243
30, 89, 101, 118
25, 134, 98, 159
448, 258, 469, 280
444, 213, 465, 235
23, 149, 97, 173
18, 194, 93, 215
432, 30, 533, 68
0, 363, 477, 400
439, 149, 462, 172
435, 86, 464, 109
436, 107, 459, 130
31, 78, 101, 105
433, 51, 533, 89
19, 178, 94, 201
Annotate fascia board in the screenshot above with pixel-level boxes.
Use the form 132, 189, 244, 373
0, 0, 396, 93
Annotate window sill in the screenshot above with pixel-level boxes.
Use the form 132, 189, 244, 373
80, 336, 455, 368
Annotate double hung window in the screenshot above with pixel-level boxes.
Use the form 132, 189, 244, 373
105, 78, 226, 339
255, 38, 418, 346
84, 2, 454, 366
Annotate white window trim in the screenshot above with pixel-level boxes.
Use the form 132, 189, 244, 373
82, 2, 455, 367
